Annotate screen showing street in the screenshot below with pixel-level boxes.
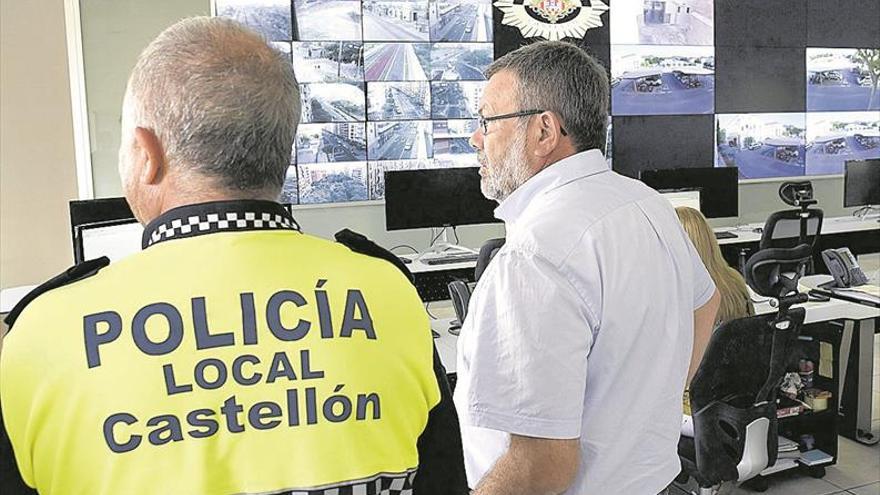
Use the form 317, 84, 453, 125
805, 112, 880, 175
217, 0, 490, 204
807, 48, 880, 112
611, 45, 714, 116
716, 114, 807, 179
611, 0, 713, 46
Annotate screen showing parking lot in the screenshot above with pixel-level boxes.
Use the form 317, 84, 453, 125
216, 0, 492, 205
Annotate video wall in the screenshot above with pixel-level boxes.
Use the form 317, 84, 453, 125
215, 0, 494, 204
217, 0, 880, 206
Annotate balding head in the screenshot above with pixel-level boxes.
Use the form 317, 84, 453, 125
119, 17, 299, 222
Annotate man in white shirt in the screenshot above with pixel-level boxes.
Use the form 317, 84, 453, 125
454, 41, 721, 495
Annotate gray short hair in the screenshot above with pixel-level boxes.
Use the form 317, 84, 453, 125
486, 41, 608, 153
126, 17, 299, 193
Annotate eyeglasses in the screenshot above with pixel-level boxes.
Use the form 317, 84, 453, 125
478, 109, 568, 136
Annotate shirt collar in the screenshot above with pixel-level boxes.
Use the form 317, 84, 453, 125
494, 149, 609, 225
142, 199, 300, 249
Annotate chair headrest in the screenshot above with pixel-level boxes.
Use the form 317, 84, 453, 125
779, 181, 817, 208
744, 244, 812, 298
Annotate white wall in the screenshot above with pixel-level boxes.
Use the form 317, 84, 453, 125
0, 0, 79, 289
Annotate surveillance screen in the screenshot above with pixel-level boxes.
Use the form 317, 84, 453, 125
611, 0, 713, 45
807, 48, 880, 112
806, 111, 880, 176
298, 162, 369, 204
433, 119, 478, 168
429, 0, 493, 42
367, 120, 433, 161
280, 165, 299, 204
299, 82, 366, 123
368, 159, 435, 199
611, 45, 714, 116
431, 81, 485, 119
295, 123, 367, 163
293, 0, 362, 40
430, 43, 491, 80
216, 0, 293, 41
290, 42, 364, 82
217, 0, 491, 205
363, 0, 430, 41
716, 113, 807, 179
364, 43, 431, 80
367, 81, 431, 120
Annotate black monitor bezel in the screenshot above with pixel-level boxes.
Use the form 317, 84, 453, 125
843, 159, 880, 208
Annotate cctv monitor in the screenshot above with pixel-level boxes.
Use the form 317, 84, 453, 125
384, 168, 500, 231
639, 167, 739, 218
844, 159, 880, 208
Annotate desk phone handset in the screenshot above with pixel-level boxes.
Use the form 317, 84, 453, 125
821, 248, 869, 288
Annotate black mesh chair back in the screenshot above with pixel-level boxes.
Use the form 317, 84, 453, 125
759, 208, 823, 251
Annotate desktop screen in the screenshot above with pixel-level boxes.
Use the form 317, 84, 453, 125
384, 167, 499, 230
639, 167, 739, 218
844, 159, 880, 207
76, 219, 144, 264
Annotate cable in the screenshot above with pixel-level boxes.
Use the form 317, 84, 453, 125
430, 228, 445, 247
452, 225, 460, 244
424, 301, 438, 320
389, 244, 419, 254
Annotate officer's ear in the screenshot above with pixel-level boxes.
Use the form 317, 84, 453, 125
133, 126, 166, 185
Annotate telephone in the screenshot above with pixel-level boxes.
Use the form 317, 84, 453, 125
821, 248, 869, 288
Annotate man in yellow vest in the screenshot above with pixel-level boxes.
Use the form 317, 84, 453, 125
0, 17, 465, 494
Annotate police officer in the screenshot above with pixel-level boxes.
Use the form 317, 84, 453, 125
0, 17, 465, 494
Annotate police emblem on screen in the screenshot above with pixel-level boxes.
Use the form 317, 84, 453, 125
494, 0, 609, 41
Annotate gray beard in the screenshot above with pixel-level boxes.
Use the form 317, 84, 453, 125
480, 128, 531, 202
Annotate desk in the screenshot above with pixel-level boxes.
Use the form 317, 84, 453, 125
432, 293, 880, 444
714, 215, 880, 272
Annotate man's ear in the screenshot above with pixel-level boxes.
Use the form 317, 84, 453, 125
533, 112, 562, 157
133, 127, 166, 185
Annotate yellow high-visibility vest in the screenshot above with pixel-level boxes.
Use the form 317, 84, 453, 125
1, 203, 439, 494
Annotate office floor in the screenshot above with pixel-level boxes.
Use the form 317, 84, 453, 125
672, 334, 880, 495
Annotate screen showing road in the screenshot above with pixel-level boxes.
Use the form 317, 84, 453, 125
215, 0, 493, 204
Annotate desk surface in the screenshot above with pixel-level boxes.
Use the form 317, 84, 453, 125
432, 291, 880, 374
715, 215, 879, 246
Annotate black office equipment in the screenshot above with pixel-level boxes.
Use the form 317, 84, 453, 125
639, 167, 739, 218
843, 159, 880, 209
384, 168, 500, 231
678, 244, 813, 492
714, 231, 738, 240
821, 247, 869, 288
69, 198, 136, 262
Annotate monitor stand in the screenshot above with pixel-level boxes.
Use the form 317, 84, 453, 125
418, 226, 477, 261
853, 205, 880, 221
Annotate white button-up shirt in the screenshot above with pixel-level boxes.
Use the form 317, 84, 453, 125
454, 149, 716, 494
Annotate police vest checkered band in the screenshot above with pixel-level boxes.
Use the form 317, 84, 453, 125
270, 469, 417, 495
142, 200, 299, 249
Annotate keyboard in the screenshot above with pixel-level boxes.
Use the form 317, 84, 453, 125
423, 254, 479, 265
714, 231, 738, 240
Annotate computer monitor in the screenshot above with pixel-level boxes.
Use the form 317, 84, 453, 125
75, 219, 143, 263
844, 159, 880, 208
660, 190, 701, 211
639, 167, 739, 218
384, 168, 500, 231
69, 197, 134, 255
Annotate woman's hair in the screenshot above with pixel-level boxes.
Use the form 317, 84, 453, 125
675, 207, 755, 324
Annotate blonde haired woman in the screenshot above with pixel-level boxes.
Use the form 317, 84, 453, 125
676, 206, 754, 324
677, 206, 754, 434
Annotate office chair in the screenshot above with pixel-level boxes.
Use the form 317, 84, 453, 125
678, 244, 812, 494
447, 237, 505, 327
759, 181, 824, 253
